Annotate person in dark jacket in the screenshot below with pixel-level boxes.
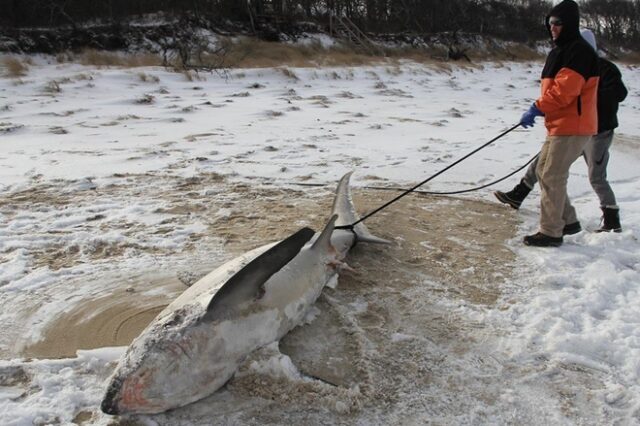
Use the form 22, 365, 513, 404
494, 28, 628, 233
504, 0, 600, 247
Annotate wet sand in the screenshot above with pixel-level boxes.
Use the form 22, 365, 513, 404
23, 283, 178, 359
3, 174, 522, 425
20, 181, 517, 363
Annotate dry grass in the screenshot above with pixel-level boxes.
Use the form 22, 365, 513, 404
222, 37, 376, 68
134, 93, 155, 104
484, 44, 545, 61
137, 72, 160, 83
73, 73, 93, 81
264, 110, 284, 117
2, 38, 551, 81
76, 49, 162, 67
379, 43, 543, 66
618, 51, 640, 64
278, 67, 299, 80
55, 52, 74, 63
43, 80, 62, 94
219, 37, 546, 70
42, 76, 74, 95
182, 70, 206, 82
2, 57, 29, 78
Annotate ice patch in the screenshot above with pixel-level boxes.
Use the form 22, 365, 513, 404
244, 342, 302, 381
325, 274, 339, 289
390, 332, 415, 342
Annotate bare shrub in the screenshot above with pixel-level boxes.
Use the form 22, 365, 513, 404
73, 73, 93, 81
0, 122, 24, 133
386, 66, 402, 76
182, 71, 194, 82
182, 70, 204, 82
138, 72, 160, 83
43, 80, 62, 94
158, 25, 230, 76
43, 76, 73, 94
265, 110, 284, 117
135, 94, 155, 104
3, 57, 29, 78
49, 126, 68, 134
278, 67, 299, 81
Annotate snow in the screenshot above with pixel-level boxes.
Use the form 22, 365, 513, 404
293, 33, 337, 48
241, 342, 303, 381
0, 347, 123, 426
0, 54, 639, 424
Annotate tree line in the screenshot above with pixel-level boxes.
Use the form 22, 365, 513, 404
1, 0, 639, 47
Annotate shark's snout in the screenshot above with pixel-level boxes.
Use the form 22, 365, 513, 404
101, 377, 123, 415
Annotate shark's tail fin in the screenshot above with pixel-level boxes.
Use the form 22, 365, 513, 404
332, 172, 390, 245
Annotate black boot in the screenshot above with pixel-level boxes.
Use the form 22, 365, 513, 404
563, 221, 582, 235
596, 207, 622, 233
523, 232, 563, 247
494, 179, 532, 210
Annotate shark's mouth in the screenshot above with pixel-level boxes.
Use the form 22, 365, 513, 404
101, 376, 122, 415
102, 368, 157, 415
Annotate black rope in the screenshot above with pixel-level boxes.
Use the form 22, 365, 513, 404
364, 152, 538, 196
335, 122, 523, 230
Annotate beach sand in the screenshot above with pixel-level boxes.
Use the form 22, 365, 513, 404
19, 182, 517, 363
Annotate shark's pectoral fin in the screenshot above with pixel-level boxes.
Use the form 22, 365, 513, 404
204, 227, 315, 322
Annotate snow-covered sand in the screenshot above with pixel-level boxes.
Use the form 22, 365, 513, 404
0, 57, 639, 425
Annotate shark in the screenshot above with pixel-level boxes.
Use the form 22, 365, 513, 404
101, 172, 388, 415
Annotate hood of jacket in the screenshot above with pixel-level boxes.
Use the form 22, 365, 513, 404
546, 0, 580, 46
580, 28, 598, 53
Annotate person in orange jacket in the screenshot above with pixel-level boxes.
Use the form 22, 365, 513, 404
494, 29, 628, 235
515, 0, 600, 247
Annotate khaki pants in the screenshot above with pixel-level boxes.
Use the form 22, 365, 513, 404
535, 135, 591, 238
522, 130, 618, 208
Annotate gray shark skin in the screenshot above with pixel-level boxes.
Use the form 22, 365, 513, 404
101, 172, 388, 415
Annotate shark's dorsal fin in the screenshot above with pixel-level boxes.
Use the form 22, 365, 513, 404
204, 227, 315, 322
311, 214, 337, 252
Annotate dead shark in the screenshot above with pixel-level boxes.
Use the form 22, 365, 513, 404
101, 172, 388, 415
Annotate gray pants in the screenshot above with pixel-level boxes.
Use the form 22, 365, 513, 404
522, 130, 618, 208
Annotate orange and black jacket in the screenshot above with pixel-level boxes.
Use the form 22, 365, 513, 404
536, 0, 599, 136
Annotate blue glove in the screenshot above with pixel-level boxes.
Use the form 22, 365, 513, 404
520, 103, 544, 128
